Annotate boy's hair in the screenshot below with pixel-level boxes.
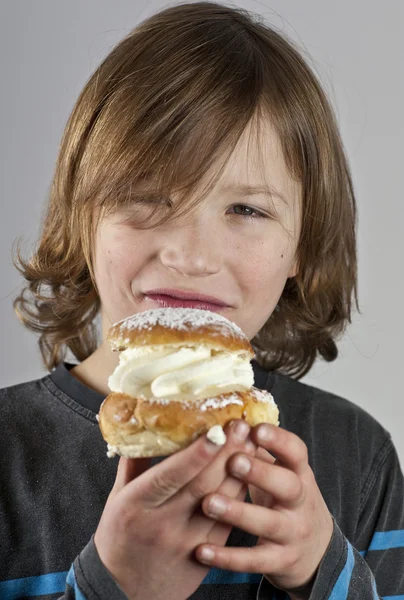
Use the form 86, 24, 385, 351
13, 1, 357, 378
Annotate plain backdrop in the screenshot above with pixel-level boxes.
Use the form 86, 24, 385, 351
0, 1, 403, 461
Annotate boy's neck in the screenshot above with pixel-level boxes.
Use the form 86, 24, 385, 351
70, 342, 119, 397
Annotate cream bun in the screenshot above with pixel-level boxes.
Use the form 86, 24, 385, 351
98, 307, 279, 457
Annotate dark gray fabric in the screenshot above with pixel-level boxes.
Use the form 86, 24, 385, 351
74, 537, 128, 600
0, 361, 403, 599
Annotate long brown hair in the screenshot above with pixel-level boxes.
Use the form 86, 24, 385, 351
13, 1, 357, 378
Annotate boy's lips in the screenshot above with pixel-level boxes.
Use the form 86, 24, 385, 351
143, 289, 231, 311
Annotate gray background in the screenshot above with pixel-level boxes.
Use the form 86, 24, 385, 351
1, 1, 403, 460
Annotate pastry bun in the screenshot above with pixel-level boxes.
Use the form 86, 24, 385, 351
98, 308, 279, 457
107, 307, 254, 356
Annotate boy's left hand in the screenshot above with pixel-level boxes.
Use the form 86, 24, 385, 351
195, 423, 333, 596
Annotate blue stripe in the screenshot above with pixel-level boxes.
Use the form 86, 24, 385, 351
0, 567, 262, 598
369, 530, 404, 551
0, 570, 67, 599
66, 565, 87, 600
0, 565, 401, 600
372, 577, 379, 599
329, 542, 355, 600
202, 568, 261, 584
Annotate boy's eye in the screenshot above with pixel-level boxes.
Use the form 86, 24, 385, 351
117, 196, 172, 226
120, 199, 268, 222
228, 204, 267, 219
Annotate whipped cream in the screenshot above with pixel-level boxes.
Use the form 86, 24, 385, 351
108, 344, 254, 402
206, 425, 227, 446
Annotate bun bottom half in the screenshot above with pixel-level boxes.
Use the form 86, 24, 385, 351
99, 388, 279, 458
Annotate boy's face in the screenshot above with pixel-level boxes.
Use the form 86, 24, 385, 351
93, 121, 301, 342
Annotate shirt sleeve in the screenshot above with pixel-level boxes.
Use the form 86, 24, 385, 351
308, 436, 404, 599
59, 537, 129, 600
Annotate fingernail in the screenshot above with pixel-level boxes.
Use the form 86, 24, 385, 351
233, 421, 249, 441
208, 495, 228, 516
199, 547, 215, 563
257, 424, 273, 443
205, 432, 226, 453
231, 455, 251, 476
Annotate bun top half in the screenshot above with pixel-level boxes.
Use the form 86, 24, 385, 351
108, 307, 254, 356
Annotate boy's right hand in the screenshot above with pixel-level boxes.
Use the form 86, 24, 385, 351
94, 420, 257, 600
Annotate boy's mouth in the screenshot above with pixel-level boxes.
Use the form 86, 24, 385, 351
143, 289, 230, 312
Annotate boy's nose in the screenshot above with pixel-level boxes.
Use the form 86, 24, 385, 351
158, 223, 222, 277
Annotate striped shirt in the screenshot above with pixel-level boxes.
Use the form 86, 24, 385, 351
0, 361, 403, 599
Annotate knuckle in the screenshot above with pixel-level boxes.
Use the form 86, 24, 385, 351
188, 476, 212, 502
150, 470, 179, 499
284, 432, 308, 466
267, 514, 282, 539
113, 496, 135, 529
294, 439, 308, 464
282, 545, 300, 570
297, 519, 311, 541
254, 552, 269, 574
111, 502, 155, 545
155, 520, 172, 544
288, 474, 303, 500
119, 503, 133, 525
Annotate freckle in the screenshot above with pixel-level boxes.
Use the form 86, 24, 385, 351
281, 254, 284, 258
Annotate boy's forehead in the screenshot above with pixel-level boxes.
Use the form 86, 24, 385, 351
129, 119, 299, 206
213, 120, 299, 206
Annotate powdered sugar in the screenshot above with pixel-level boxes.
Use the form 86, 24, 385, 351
112, 308, 247, 340
147, 392, 244, 410
146, 388, 273, 410
200, 393, 243, 412
251, 387, 276, 406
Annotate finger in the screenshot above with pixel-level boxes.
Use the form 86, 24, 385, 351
195, 541, 282, 574
111, 456, 153, 498
255, 446, 276, 464
252, 424, 309, 475
193, 438, 257, 545
207, 439, 256, 505
122, 428, 224, 507
247, 447, 275, 507
214, 438, 257, 500
201, 492, 289, 542
228, 452, 303, 506
191, 483, 248, 548
172, 420, 255, 515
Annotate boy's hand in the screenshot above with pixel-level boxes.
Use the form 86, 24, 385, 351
94, 420, 257, 600
195, 424, 333, 597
